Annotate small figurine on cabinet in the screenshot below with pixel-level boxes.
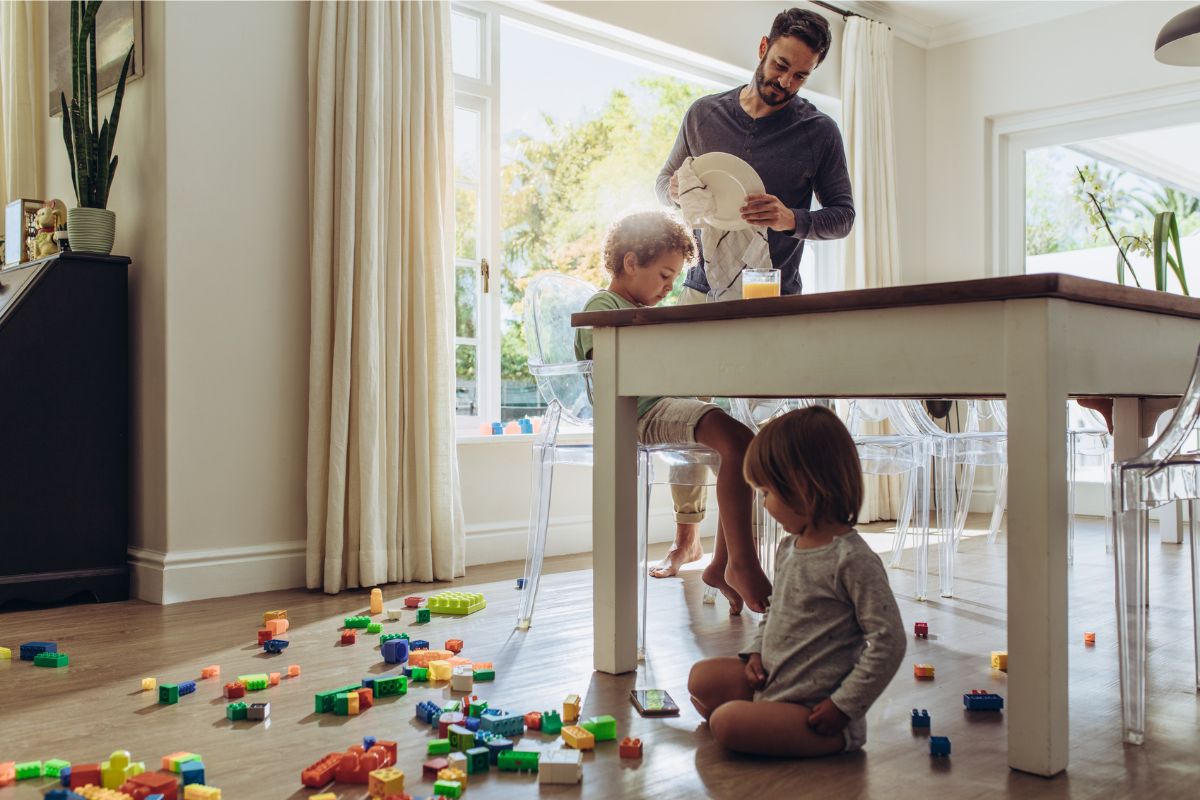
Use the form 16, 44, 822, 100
32, 202, 66, 258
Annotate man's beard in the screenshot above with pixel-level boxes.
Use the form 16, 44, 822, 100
753, 58, 795, 107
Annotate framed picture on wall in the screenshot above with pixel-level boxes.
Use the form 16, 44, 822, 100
48, 0, 144, 117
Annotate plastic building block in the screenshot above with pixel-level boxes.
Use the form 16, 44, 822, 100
287, 664, 301, 677
428, 739, 451, 756
409, 638, 430, 650
301, 754, 342, 788
380, 632, 405, 644
222, 683, 245, 700
426, 591, 487, 616
562, 725, 596, 750
237, 673, 268, 690
485, 737, 514, 764
265, 618, 289, 636
335, 744, 395, 783
1084, 631, 1096, 646
19, 641, 56, 660
437, 767, 468, 788
314, 684, 361, 713
619, 737, 643, 758
479, 711, 524, 738
32, 650, 69, 667
913, 663, 935, 680
541, 709, 563, 735
257, 629, 273, 646
497, 750, 539, 773
345, 615, 371, 628
914, 622, 928, 638
268, 672, 281, 686
182, 785, 220, 799
247, 702, 270, 721
433, 779, 463, 798
15, 761, 41, 779
44, 791, 86, 800
160, 754, 200, 774
464, 747, 490, 775
516, 577, 526, 589
179, 762, 204, 788
447, 656, 473, 667
446, 753, 468, 774
341, 630, 358, 645
120, 771, 179, 800
44, 760, 71, 778
440, 723, 471, 752
422, 757, 450, 781
409, 648, 453, 667
563, 693, 582, 722
930, 736, 951, 757
429, 659, 453, 681
100, 751, 144, 790
226, 702, 248, 721
911, 708, 930, 728
199, 666, 219, 679
963, 690, 1005, 711
263, 609, 287, 624
990, 651, 1008, 671
368, 766, 404, 796
0, 762, 14, 787
367, 622, 382, 634
177, 680, 196, 698
411, 666, 430, 682
405, 595, 425, 608
308, 795, 336, 800
538, 749, 582, 785
445, 639, 464, 653
159, 684, 180, 705
473, 666, 495, 682
439, 712, 466, 738
370, 587, 384, 615
581, 714, 617, 742
362, 736, 377, 750
263, 639, 289, 654
451, 665, 474, 692
383, 638, 410, 664
468, 699, 489, 718
374, 675, 407, 697
417, 608, 431, 623
334, 691, 360, 715
416, 699, 442, 725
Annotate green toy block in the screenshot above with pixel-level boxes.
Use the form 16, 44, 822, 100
315, 684, 361, 713
473, 668, 495, 682
416, 608, 431, 623
411, 666, 429, 682
34, 652, 69, 667
428, 738, 452, 755
379, 632, 405, 645
373, 675, 407, 697
367, 622, 382, 634
442, 700, 462, 713
468, 700, 489, 718
159, 683, 180, 704
226, 702, 248, 721
14, 762, 41, 780
344, 615, 371, 628
433, 779, 463, 798
465, 747, 490, 774
497, 749, 539, 772
42, 759, 70, 777
580, 714, 617, 742
448, 724, 475, 752
237, 673, 269, 691
426, 591, 487, 616
334, 692, 355, 715
541, 709, 562, 734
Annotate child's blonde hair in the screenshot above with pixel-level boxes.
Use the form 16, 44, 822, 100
601, 210, 695, 275
743, 406, 863, 527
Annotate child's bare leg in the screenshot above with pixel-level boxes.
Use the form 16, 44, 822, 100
702, 519, 743, 614
694, 410, 771, 612
688, 657, 754, 720
709, 699, 847, 758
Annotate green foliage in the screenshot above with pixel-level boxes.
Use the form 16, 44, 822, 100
60, 0, 134, 209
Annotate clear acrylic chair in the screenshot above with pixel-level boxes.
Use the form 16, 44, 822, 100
1063, 401, 1113, 561
515, 272, 720, 659
1111, 345, 1200, 745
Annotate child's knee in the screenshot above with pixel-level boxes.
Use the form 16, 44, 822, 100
708, 702, 747, 749
687, 659, 712, 697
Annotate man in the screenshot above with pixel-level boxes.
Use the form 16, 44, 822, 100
650, 7, 855, 580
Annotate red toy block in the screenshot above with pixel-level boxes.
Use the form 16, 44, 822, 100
438, 712, 465, 738
914, 622, 928, 638
120, 770, 179, 800
223, 682, 246, 699
335, 744, 393, 784
341, 629, 357, 645
404, 595, 425, 608
1084, 631, 1096, 646
422, 756, 450, 780
381, 795, 413, 800
524, 711, 543, 730
0, 762, 14, 788
301, 753, 342, 788
287, 664, 301, 677
69, 763, 102, 789
376, 740, 398, 762
619, 737, 643, 759
257, 628, 273, 645
356, 686, 374, 710
445, 639, 464, 653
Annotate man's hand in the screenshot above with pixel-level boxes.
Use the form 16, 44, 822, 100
669, 173, 681, 204
741, 193, 795, 232
806, 698, 851, 737
743, 653, 767, 691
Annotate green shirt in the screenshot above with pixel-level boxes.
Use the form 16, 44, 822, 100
574, 290, 662, 418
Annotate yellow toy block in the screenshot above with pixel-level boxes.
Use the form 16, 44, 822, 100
141, 678, 156, 691
183, 786, 221, 800
368, 766, 405, 795
76, 786, 135, 800
310, 795, 336, 800
563, 693, 581, 723
100, 751, 143, 790
0, 646, 11, 659
562, 725, 595, 750
437, 766, 468, 788
990, 651, 1008, 671
262, 610, 287, 625
429, 660, 453, 681
370, 587, 384, 615
347, 691, 360, 715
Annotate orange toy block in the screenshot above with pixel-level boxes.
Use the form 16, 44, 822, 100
263, 609, 287, 624
287, 664, 301, 677
913, 663, 935, 680
619, 737, 643, 758
200, 665, 220, 679
335, 745, 394, 784
1084, 631, 1096, 646
408, 649, 453, 668
524, 711, 542, 731
223, 682, 245, 699
447, 656, 472, 668
370, 588, 384, 615
265, 618, 290, 636
0, 762, 14, 788
269, 672, 281, 686
340, 630, 357, 645
356, 686, 374, 710
445, 639, 464, 654
301, 753, 342, 788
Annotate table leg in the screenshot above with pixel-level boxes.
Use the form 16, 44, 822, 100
591, 327, 640, 674
1005, 305, 1069, 775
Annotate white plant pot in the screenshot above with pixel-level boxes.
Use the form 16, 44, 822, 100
67, 207, 116, 255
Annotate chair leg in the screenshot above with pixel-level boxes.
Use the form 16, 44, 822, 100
888, 470, 916, 569
1190, 499, 1200, 691
1113, 496, 1149, 745
516, 442, 556, 630
913, 459, 932, 601
952, 461, 977, 551
937, 450, 958, 598
987, 463, 1008, 545
637, 451, 650, 660
1068, 440, 1077, 564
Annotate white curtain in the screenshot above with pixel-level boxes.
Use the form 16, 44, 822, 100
841, 16, 903, 522
307, 0, 465, 593
0, 0, 44, 203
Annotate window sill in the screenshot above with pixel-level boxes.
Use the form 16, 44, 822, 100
456, 430, 592, 446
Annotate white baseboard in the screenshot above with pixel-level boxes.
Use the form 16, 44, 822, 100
128, 541, 307, 604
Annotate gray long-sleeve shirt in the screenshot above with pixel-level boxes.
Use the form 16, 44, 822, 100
656, 86, 855, 296
740, 530, 905, 721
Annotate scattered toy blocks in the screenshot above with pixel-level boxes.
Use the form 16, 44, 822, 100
538, 749, 582, 785
426, 591, 486, 616
563, 693, 582, 722
370, 588, 384, 615
562, 725, 595, 750
930, 736, 951, 757
963, 690, 1004, 711
913, 663, 935, 680
445, 639, 464, 653
404, 595, 425, 608
417, 609, 431, 623
914, 622, 928, 638
35, 651, 69, 667
19, 641, 56, 660
991, 651, 1008, 671
911, 709, 930, 728
1084, 631, 1096, 646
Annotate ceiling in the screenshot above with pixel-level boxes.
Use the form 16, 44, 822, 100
1069, 122, 1200, 197
840, 1, 1117, 49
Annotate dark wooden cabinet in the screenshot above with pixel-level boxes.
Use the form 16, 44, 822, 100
0, 252, 130, 606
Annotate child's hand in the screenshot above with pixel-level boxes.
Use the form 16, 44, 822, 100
806, 698, 850, 737
743, 653, 767, 690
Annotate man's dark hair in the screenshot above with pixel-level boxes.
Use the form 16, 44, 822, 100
767, 8, 832, 64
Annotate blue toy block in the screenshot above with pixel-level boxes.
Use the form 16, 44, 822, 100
44, 791, 86, 800
19, 641, 56, 661
263, 638, 290, 653
363, 736, 377, 749
963, 691, 1004, 711
361, 677, 376, 690
930, 736, 951, 757
146, 796, 165, 800
465, 715, 481, 732
491, 422, 503, 435
518, 418, 533, 434
59, 767, 72, 787
911, 708, 930, 728
382, 638, 410, 664
416, 699, 442, 725
177, 680, 197, 697
486, 737, 514, 765
481, 707, 503, 718
402, 665, 414, 677
410, 639, 430, 650
479, 711, 524, 738
516, 577, 526, 589
180, 760, 205, 786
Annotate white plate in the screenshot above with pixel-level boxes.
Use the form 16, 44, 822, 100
691, 152, 765, 231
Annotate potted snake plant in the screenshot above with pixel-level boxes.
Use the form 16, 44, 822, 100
60, 0, 134, 255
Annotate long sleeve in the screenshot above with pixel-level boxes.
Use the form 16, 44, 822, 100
655, 112, 693, 208
789, 119, 855, 242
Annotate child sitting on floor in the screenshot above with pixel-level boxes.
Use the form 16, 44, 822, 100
688, 406, 906, 756
574, 210, 771, 613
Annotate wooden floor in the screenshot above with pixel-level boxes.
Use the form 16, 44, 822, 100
2, 516, 1198, 800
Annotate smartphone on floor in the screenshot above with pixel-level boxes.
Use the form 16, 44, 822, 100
630, 688, 680, 717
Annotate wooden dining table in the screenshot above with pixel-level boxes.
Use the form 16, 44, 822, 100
573, 273, 1200, 776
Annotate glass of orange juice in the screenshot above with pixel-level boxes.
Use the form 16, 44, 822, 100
742, 268, 781, 299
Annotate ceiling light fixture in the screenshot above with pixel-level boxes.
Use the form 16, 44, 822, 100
1155, 5, 1200, 66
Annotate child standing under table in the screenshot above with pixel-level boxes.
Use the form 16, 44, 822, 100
689, 406, 906, 756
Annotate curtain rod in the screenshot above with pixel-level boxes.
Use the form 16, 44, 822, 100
810, 1, 889, 29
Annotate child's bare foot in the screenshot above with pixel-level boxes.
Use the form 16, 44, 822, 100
650, 525, 703, 578
726, 561, 772, 614
702, 561, 744, 615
